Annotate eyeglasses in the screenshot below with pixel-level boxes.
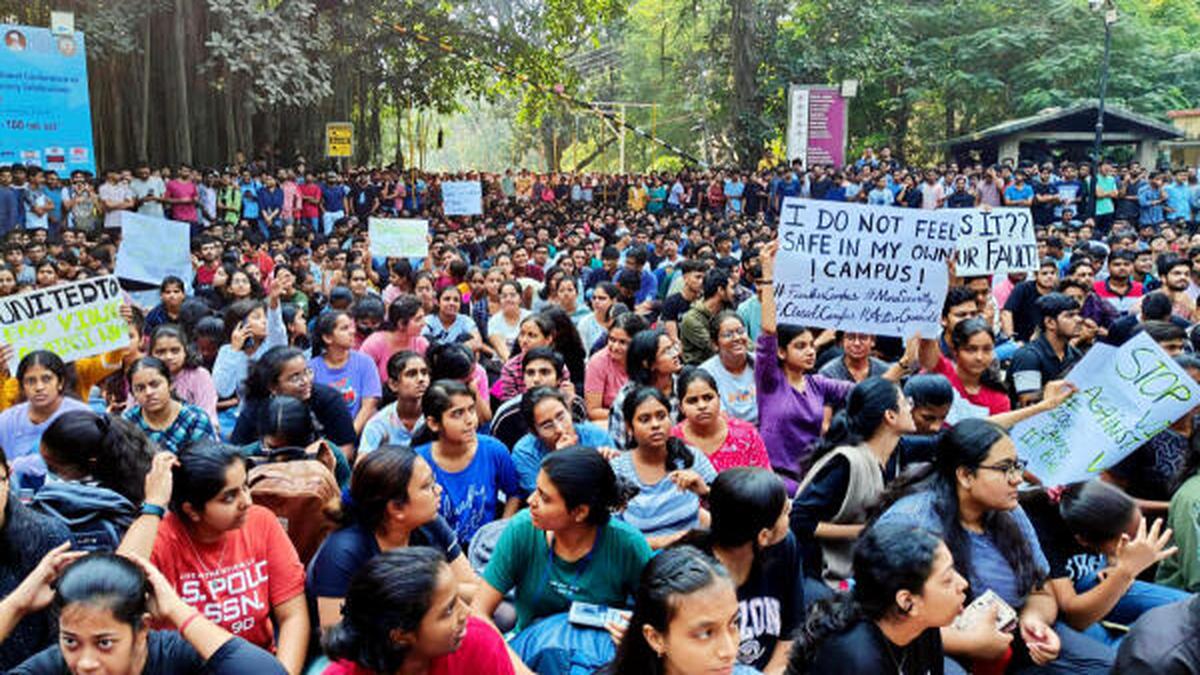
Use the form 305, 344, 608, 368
283, 368, 314, 386
977, 459, 1028, 481
719, 327, 748, 340
536, 409, 572, 435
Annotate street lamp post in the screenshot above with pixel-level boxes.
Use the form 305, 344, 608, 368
1092, 0, 1117, 163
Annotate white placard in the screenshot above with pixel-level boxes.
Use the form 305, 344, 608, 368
775, 197, 954, 338
369, 217, 428, 258
1013, 332, 1200, 486
0, 275, 130, 371
442, 180, 482, 216
949, 207, 1038, 276
114, 211, 192, 292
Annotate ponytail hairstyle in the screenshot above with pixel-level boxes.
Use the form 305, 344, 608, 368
322, 547, 449, 672
872, 418, 1042, 601
386, 294, 423, 332
52, 554, 149, 632
426, 342, 476, 383
606, 546, 732, 675
949, 317, 1005, 391
168, 441, 247, 520
805, 377, 901, 470
903, 373, 954, 409
541, 307, 586, 386
16, 350, 74, 403
311, 309, 348, 358
41, 411, 155, 503
703, 467, 788, 550
622, 386, 692, 470
1022, 480, 1136, 550
789, 524, 943, 673
148, 324, 203, 371
626, 328, 669, 386
540, 446, 637, 527
244, 345, 306, 400
334, 445, 423, 531
257, 395, 318, 448
411, 379, 475, 446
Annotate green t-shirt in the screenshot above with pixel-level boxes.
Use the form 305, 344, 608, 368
482, 510, 653, 631
1095, 175, 1117, 216
1158, 473, 1200, 591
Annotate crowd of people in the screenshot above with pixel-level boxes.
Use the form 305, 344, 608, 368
0, 153, 1199, 675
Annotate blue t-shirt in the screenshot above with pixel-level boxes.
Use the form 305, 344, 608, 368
875, 489, 1049, 609
610, 445, 717, 539
308, 351, 381, 419
307, 518, 461, 599
1003, 183, 1034, 204
321, 184, 348, 213
415, 435, 520, 545
422, 313, 477, 344
511, 423, 614, 497
239, 180, 261, 219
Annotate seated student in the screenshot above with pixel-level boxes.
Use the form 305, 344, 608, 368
904, 373, 955, 435
322, 547, 520, 675
1022, 480, 1184, 643
511, 387, 614, 497
492, 314, 574, 401
148, 324, 220, 432
309, 310, 382, 436
699, 310, 758, 424
788, 523, 967, 675
584, 312, 647, 423
412, 380, 519, 547
491, 348, 588, 450
230, 346, 356, 459
309, 445, 475, 630
358, 351, 429, 456
1112, 595, 1200, 674
791, 377, 914, 598
116, 442, 309, 675
671, 367, 770, 473
0, 453, 71, 669
211, 290, 287, 407
246, 395, 350, 487
679, 467, 800, 674
875, 419, 1115, 673
426, 342, 493, 425
608, 328, 685, 452
0, 550, 288, 674
1009, 294, 1083, 407
0, 351, 92, 490
603, 546, 759, 675
818, 331, 895, 383
124, 358, 217, 454
612, 386, 716, 549
473, 446, 653, 633
918, 317, 1011, 420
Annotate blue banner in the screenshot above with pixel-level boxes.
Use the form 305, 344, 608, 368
0, 24, 96, 175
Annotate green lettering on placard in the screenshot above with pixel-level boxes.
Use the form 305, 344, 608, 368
1087, 452, 1106, 473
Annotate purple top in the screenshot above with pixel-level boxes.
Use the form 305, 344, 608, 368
755, 333, 853, 483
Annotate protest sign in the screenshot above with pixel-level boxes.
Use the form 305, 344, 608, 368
0, 275, 129, 371
1012, 332, 1200, 486
369, 217, 428, 258
114, 211, 192, 292
775, 197, 955, 338
948, 207, 1038, 276
442, 181, 483, 216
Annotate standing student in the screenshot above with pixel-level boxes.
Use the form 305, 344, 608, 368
789, 523, 968, 674
310, 310, 382, 435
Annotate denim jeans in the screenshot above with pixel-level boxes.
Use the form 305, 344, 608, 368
1074, 571, 1188, 646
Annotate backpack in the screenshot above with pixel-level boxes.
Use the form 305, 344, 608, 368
246, 446, 339, 564
30, 483, 136, 552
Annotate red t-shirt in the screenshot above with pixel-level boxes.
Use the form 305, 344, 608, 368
934, 354, 1011, 416
299, 183, 322, 218
151, 505, 305, 650
322, 616, 514, 675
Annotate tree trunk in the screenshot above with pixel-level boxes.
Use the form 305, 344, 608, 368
728, 0, 760, 169
171, 0, 193, 164
137, 17, 151, 162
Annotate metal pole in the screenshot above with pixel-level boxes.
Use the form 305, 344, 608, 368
1094, 11, 1112, 163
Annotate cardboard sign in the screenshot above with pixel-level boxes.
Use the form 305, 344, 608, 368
368, 217, 428, 258
0, 275, 130, 371
1013, 333, 1200, 486
950, 207, 1038, 276
774, 198, 954, 338
114, 211, 192, 292
442, 180, 483, 216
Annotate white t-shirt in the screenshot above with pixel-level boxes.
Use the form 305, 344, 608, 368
130, 175, 166, 218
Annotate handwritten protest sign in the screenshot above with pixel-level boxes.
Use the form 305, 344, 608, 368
442, 181, 483, 216
114, 211, 192, 292
1013, 332, 1200, 486
369, 218, 428, 259
775, 197, 955, 338
949, 207, 1038, 276
0, 275, 130, 371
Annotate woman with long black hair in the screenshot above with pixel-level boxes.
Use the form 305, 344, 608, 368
787, 523, 967, 674
875, 418, 1114, 673
607, 328, 684, 451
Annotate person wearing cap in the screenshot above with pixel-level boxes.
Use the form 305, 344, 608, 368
1008, 293, 1082, 407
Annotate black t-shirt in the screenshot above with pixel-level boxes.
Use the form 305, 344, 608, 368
1022, 497, 1106, 582
1032, 180, 1058, 225
661, 292, 695, 326
307, 518, 461, 599
734, 532, 805, 670
231, 384, 357, 447
10, 633, 285, 675
808, 620, 943, 675
1003, 280, 1047, 342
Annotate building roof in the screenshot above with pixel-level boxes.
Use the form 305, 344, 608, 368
947, 101, 1183, 147
1167, 109, 1200, 119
